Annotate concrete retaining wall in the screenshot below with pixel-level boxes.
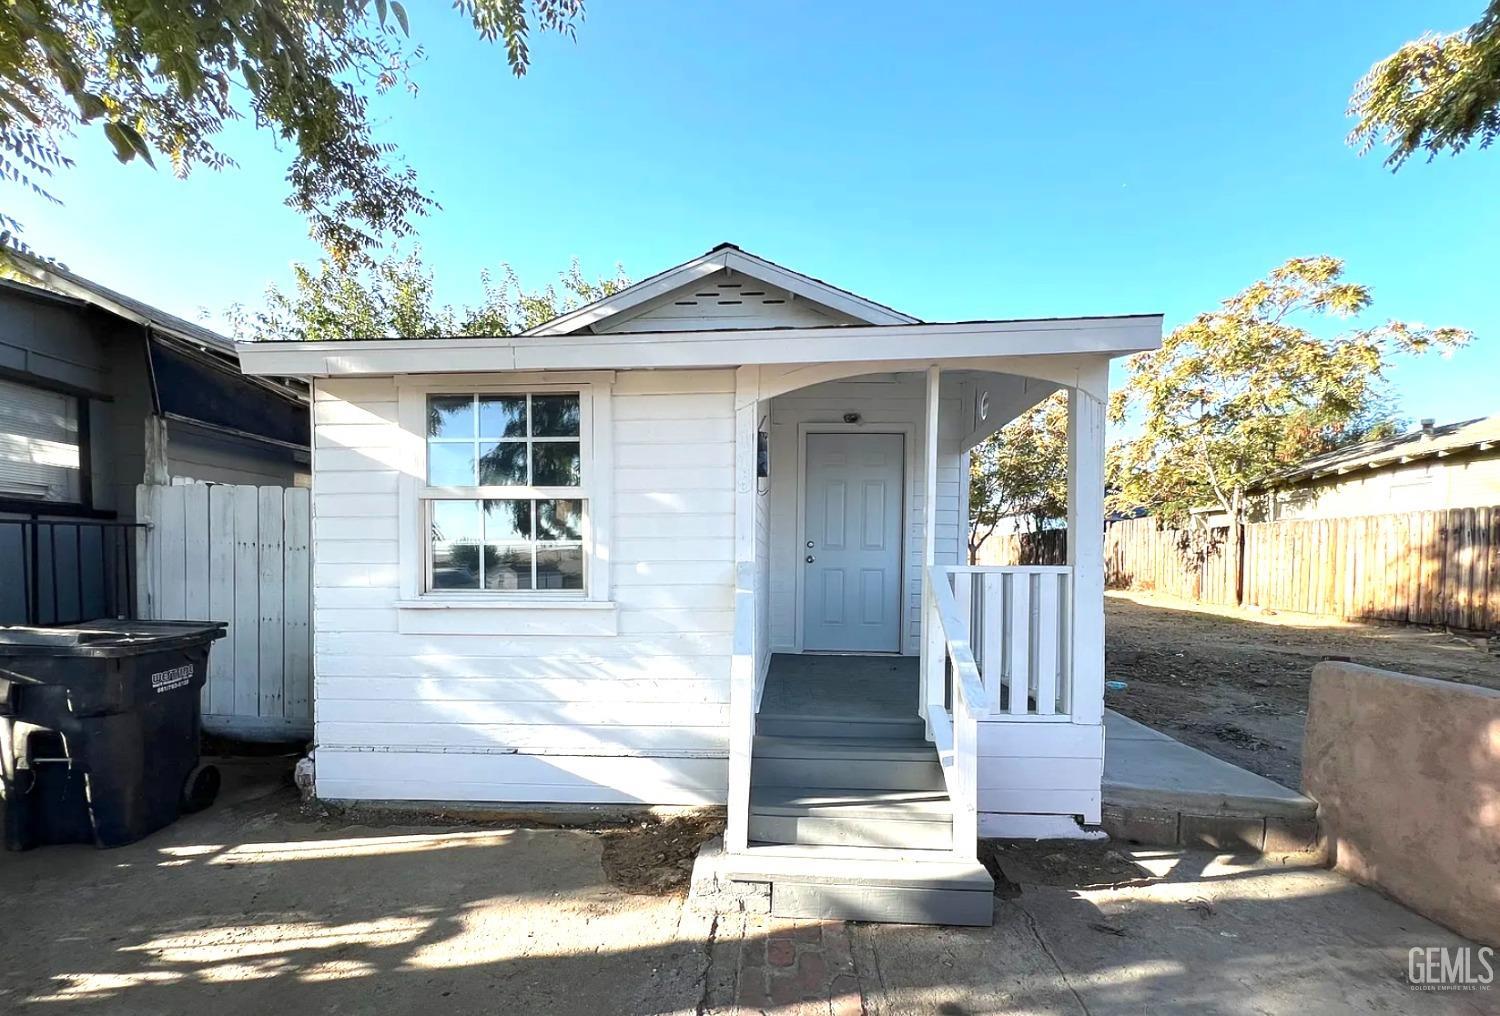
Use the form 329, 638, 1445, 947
1304, 661, 1500, 946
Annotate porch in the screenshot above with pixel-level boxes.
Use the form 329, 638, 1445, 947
721, 355, 1115, 925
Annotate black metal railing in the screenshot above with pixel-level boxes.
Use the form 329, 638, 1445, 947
0, 518, 147, 627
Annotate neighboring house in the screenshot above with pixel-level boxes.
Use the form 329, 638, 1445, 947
0, 263, 309, 625
238, 244, 1161, 924
1259, 415, 1500, 522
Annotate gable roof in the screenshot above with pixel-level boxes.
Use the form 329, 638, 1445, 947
1266, 414, 1500, 486
524, 243, 920, 336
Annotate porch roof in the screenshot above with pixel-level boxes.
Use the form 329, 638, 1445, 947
235, 314, 1162, 378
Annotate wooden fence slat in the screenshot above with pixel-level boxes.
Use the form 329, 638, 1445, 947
1463, 508, 1479, 630
181, 484, 211, 706
283, 487, 311, 721
207, 486, 236, 717
232, 486, 261, 718
1419, 511, 1436, 624
257, 487, 285, 719
1489, 508, 1500, 630
1473, 507, 1490, 631
1381, 514, 1396, 621
157, 485, 187, 620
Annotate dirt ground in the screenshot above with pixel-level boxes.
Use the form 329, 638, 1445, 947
1105, 590, 1500, 789
2, 759, 1489, 1015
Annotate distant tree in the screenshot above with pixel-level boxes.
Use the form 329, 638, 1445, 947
230, 248, 627, 341
0, 1, 585, 262
1109, 256, 1469, 595
967, 392, 1068, 563
1349, 2, 1500, 167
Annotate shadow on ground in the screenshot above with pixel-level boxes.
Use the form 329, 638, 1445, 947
2, 761, 1487, 1015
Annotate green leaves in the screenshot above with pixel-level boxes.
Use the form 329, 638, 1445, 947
103, 120, 153, 165
230, 248, 627, 342
1110, 256, 1471, 526
0, 1, 585, 263
1349, 1, 1500, 167
969, 392, 1069, 559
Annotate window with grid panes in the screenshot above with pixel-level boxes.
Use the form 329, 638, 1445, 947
423, 392, 585, 593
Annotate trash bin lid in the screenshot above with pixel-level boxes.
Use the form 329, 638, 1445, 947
0, 620, 227, 658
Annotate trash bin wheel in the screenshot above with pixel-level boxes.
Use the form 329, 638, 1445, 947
180, 763, 220, 814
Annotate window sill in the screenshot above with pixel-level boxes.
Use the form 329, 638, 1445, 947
395, 597, 618, 636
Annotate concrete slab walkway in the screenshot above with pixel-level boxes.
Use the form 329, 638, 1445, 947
4, 759, 1488, 1015
700, 846, 1489, 1015
1103, 710, 1321, 854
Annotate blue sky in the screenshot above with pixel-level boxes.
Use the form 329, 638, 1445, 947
9, 1, 1498, 424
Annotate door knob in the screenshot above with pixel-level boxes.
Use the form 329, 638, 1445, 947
805, 555, 816, 564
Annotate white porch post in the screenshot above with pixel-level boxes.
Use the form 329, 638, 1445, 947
727, 365, 760, 853
920, 365, 942, 728
1066, 380, 1106, 725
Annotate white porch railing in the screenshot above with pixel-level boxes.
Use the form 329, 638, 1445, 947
924, 564, 1074, 858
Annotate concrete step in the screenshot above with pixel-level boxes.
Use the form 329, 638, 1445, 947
748, 787, 953, 850
1103, 710, 1323, 855
756, 712, 927, 740
751, 735, 944, 791
718, 843, 994, 927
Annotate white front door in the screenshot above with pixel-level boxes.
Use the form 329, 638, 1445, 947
802, 432, 904, 653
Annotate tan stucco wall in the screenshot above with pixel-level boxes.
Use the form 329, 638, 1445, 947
1303, 661, 1500, 946
1271, 455, 1500, 521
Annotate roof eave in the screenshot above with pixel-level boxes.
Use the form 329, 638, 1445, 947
236, 314, 1164, 378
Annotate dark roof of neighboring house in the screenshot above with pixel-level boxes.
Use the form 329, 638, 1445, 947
1266, 414, 1500, 486
2, 254, 306, 406
6, 253, 235, 354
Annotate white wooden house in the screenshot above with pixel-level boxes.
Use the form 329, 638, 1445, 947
237, 244, 1162, 925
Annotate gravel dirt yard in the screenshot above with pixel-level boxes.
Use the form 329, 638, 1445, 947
1104, 590, 1500, 789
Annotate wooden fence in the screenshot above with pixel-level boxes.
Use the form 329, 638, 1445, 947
976, 529, 1067, 568
982, 506, 1500, 632
1243, 508, 1500, 630
137, 482, 313, 740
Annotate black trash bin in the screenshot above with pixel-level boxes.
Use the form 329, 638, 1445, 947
0, 619, 226, 850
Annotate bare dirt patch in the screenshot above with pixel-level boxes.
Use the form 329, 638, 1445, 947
1105, 591, 1500, 789
598, 813, 725, 895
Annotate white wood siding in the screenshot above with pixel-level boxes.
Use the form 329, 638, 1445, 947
310, 371, 737, 805
767, 375, 964, 655
976, 721, 1103, 825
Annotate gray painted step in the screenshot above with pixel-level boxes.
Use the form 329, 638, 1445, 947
772, 881, 993, 926
751, 735, 944, 791
756, 712, 927, 740
748, 787, 953, 850
717, 844, 996, 927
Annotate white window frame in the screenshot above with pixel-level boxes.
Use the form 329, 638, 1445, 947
396, 373, 614, 613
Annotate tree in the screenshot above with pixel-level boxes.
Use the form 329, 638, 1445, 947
1109, 256, 1469, 597
967, 392, 1068, 563
0, 1, 585, 262
229, 248, 628, 341
1349, 2, 1500, 167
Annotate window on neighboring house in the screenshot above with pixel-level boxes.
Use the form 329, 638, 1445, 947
0, 377, 83, 504
423, 392, 585, 593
